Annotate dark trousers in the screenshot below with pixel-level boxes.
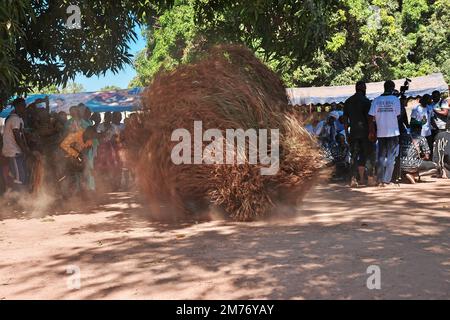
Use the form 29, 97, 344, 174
349, 137, 375, 180
0, 167, 5, 195
427, 134, 435, 158
418, 161, 438, 172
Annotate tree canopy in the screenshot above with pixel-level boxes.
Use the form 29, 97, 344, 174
131, 0, 450, 88
1, 0, 448, 105
30, 82, 85, 94
0, 0, 174, 104
100, 85, 122, 92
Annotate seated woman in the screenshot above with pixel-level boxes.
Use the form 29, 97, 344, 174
318, 113, 340, 164
400, 119, 438, 184
330, 132, 350, 181
433, 121, 450, 179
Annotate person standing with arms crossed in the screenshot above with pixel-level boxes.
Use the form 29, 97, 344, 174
368, 81, 401, 187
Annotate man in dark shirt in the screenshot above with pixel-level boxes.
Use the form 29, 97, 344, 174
343, 81, 374, 187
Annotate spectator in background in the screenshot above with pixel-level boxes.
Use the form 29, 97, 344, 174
30, 97, 58, 154
2, 98, 31, 191
97, 112, 113, 138
57, 111, 68, 124
55, 111, 68, 141
111, 112, 125, 136
369, 80, 401, 187
392, 95, 410, 182
400, 119, 437, 184
313, 116, 325, 137
305, 113, 321, 136
433, 121, 450, 179
95, 111, 119, 191
111, 112, 125, 190
78, 104, 93, 129
90, 112, 101, 130
304, 122, 314, 135
0, 152, 5, 196
319, 113, 338, 146
430, 91, 449, 136
335, 111, 345, 134
65, 106, 83, 134
330, 132, 350, 181
79, 104, 92, 126
121, 113, 139, 189
398, 96, 410, 134
411, 94, 433, 150
0, 104, 6, 194
344, 81, 375, 187
318, 112, 344, 167
76, 107, 97, 192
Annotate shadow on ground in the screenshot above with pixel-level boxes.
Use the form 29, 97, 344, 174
1, 180, 449, 299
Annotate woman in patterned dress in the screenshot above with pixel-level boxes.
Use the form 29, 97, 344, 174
400, 119, 438, 184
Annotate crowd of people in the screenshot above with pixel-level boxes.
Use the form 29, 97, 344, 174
306, 81, 450, 187
2, 82, 449, 202
0, 96, 134, 199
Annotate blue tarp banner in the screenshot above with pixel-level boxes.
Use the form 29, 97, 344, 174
1, 87, 144, 118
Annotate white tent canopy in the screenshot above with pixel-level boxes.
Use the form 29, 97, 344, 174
287, 73, 449, 106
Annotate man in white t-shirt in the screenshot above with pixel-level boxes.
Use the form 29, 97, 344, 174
2, 98, 30, 190
368, 80, 401, 186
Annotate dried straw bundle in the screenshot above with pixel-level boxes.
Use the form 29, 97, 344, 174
126, 45, 323, 221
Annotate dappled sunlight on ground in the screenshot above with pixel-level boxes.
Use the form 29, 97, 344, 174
0, 178, 449, 299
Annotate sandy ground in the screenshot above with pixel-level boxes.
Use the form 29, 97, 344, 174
0, 177, 449, 300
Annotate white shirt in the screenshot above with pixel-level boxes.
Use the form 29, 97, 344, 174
98, 123, 124, 142
305, 124, 314, 135
411, 104, 432, 137
2, 113, 25, 157
432, 99, 449, 110
431, 100, 449, 130
369, 95, 401, 138
314, 121, 324, 137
